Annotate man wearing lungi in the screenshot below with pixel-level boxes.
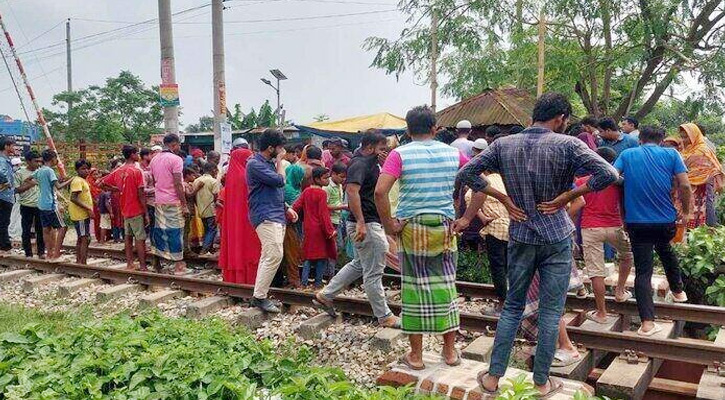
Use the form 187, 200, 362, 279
149, 133, 189, 274
375, 106, 469, 370
457, 93, 618, 397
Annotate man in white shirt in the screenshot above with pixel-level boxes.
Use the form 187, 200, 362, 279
450, 120, 475, 157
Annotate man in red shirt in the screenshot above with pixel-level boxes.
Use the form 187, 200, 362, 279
101, 145, 148, 271
575, 147, 633, 324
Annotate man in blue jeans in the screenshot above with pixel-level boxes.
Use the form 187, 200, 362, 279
614, 125, 690, 336
456, 93, 618, 397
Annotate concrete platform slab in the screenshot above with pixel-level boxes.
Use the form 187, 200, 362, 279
377, 351, 594, 399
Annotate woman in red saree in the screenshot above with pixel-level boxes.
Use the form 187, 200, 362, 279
219, 148, 261, 284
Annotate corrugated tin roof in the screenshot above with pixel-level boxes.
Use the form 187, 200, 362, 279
436, 88, 534, 128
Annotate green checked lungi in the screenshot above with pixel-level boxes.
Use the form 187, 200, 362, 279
400, 214, 460, 334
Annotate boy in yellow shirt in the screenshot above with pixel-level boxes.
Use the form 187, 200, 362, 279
69, 159, 94, 264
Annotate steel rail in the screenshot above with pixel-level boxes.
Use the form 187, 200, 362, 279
70, 244, 725, 326
2, 254, 724, 366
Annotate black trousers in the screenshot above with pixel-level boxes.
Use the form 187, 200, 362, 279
627, 223, 684, 321
485, 234, 508, 301
0, 200, 12, 251
20, 205, 45, 257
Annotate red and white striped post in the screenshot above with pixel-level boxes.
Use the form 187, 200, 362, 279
0, 11, 66, 178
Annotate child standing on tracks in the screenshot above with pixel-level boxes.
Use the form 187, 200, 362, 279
193, 162, 221, 254
100, 145, 148, 271
98, 185, 112, 245
30, 150, 71, 261
293, 167, 337, 288
325, 162, 347, 276
69, 159, 94, 264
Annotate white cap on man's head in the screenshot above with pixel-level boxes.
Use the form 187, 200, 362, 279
10, 157, 21, 166
151, 145, 162, 152
473, 138, 489, 150
456, 120, 472, 130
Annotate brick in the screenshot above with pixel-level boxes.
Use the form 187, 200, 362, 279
186, 296, 230, 319
462, 335, 495, 362
375, 370, 418, 387
57, 278, 103, 296
235, 308, 267, 329
138, 290, 184, 309
22, 273, 65, 292
370, 328, 403, 351
0, 269, 33, 283
296, 313, 336, 340
96, 284, 143, 302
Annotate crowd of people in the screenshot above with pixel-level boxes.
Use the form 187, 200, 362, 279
0, 90, 719, 397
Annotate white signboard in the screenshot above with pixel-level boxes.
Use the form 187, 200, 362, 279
220, 122, 232, 166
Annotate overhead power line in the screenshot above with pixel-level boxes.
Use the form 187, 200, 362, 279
19, 3, 211, 56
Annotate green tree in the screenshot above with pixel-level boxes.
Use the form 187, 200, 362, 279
643, 95, 725, 143
365, 0, 725, 119
257, 100, 276, 127
42, 70, 162, 143
185, 115, 214, 133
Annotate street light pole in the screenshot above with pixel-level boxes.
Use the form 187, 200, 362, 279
261, 69, 287, 127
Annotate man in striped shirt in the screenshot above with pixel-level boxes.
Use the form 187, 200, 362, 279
376, 106, 468, 370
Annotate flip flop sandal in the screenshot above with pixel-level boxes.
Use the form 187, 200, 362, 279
398, 353, 426, 371
312, 293, 337, 318
476, 370, 499, 395
585, 310, 610, 324
551, 349, 581, 367
575, 288, 589, 299
379, 316, 401, 329
637, 323, 663, 337
539, 377, 564, 399
615, 290, 633, 302
442, 349, 462, 366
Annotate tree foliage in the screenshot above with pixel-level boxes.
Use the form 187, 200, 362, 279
185, 115, 214, 133
43, 71, 162, 143
365, 0, 725, 119
226, 100, 279, 130
643, 95, 725, 143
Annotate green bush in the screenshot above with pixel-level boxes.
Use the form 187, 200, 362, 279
0, 310, 434, 400
457, 248, 492, 284
674, 226, 725, 307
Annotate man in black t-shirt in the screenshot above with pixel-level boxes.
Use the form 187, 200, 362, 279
312, 130, 400, 328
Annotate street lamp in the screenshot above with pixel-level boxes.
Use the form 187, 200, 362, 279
260, 69, 287, 127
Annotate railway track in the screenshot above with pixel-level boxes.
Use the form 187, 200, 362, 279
10, 247, 725, 399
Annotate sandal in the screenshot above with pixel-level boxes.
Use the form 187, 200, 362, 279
539, 377, 564, 398
551, 348, 581, 367
637, 323, 663, 337
312, 292, 337, 318
575, 288, 588, 299
398, 353, 425, 371
443, 349, 462, 366
615, 290, 632, 302
476, 370, 499, 395
379, 315, 401, 329
585, 310, 610, 324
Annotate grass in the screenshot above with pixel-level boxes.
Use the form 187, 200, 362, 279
0, 302, 92, 336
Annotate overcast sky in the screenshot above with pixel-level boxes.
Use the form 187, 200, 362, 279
0, 0, 456, 129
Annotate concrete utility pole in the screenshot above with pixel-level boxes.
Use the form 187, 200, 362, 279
430, 10, 438, 111
212, 0, 226, 152
536, 9, 546, 97
158, 0, 179, 134
66, 19, 72, 119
